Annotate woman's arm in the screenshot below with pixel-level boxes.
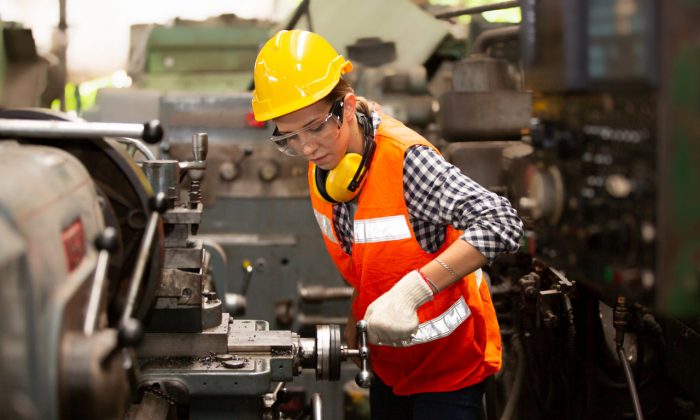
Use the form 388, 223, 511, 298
403, 145, 523, 290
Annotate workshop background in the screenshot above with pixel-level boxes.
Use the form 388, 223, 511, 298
0, 0, 698, 419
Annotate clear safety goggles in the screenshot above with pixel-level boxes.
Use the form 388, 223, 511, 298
270, 100, 344, 156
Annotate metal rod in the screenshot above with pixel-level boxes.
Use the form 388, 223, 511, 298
435, 1, 520, 19
83, 249, 110, 336
0, 119, 161, 142
299, 285, 354, 302
501, 334, 525, 420
310, 393, 322, 420
618, 346, 645, 420
115, 137, 156, 161
121, 210, 160, 325
471, 25, 520, 55
273, 381, 285, 396
57, 0, 68, 111
285, 0, 311, 30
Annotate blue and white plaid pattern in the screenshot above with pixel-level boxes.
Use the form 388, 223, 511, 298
332, 145, 523, 261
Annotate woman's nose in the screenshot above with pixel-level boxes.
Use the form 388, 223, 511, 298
301, 140, 318, 157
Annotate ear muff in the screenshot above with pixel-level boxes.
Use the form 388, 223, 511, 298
312, 153, 366, 203
311, 111, 376, 204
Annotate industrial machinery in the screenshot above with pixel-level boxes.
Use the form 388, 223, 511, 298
0, 110, 370, 420
430, 1, 699, 419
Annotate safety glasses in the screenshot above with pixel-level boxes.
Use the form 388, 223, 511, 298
270, 100, 344, 156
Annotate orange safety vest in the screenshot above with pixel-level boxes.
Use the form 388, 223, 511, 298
308, 115, 502, 395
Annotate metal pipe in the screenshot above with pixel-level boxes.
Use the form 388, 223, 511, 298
285, 0, 311, 30
299, 285, 354, 302
297, 314, 348, 327
0, 119, 163, 143
310, 393, 322, 420
618, 346, 645, 420
57, 0, 68, 111
115, 137, 156, 160
471, 25, 520, 55
500, 334, 525, 420
435, 1, 520, 19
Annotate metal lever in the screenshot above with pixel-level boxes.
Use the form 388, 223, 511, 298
101, 193, 166, 368
83, 227, 118, 336
121, 192, 167, 326
0, 119, 163, 143
614, 296, 645, 420
355, 320, 371, 388
341, 320, 372, 388
178, 133, 208, 172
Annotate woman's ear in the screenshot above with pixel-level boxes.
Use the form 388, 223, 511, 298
343, 93, 357, 121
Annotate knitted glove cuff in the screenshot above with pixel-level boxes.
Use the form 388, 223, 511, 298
390, 270, 434, 310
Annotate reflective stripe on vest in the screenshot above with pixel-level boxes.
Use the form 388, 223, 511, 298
390, 296, 470, 347
313, 209, 338, 244
389, 268, 483, 347
354, 215, 411, 243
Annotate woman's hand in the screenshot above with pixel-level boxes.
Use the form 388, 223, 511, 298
364, 270, 433, 346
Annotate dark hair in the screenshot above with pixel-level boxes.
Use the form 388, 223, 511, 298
326, 78, 374, 118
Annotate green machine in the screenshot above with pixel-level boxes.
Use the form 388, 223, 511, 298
128, 15, 272, 93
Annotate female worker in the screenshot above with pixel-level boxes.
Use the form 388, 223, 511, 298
252, 30, 523, 420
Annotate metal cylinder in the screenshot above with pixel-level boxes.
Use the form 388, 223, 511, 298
140, 160, 180, 207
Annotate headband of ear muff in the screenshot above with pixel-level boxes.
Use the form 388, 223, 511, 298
312, 111, 376, 204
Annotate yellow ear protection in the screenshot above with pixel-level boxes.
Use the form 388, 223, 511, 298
312, 111, 376, 203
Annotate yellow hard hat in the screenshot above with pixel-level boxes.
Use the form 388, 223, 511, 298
252, 30, 353, 122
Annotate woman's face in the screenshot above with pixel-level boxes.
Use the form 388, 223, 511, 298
273, 98, 349, 170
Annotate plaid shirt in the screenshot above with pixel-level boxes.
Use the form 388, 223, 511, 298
332, 145, 523, 262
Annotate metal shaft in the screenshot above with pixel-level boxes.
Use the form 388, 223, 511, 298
83, 249, 110, 336
618, 346, 645, 420
84, 227, 117, 336
0, 119, 162, 143
435, 1, 519, 19
310, 393, 322, 420
121, 196, 163, 325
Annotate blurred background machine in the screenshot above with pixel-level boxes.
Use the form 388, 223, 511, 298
435, 1, 700, 419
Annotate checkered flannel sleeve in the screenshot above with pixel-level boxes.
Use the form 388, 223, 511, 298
403, 146, 524, 262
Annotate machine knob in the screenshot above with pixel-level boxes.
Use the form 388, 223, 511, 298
142, 120, 164, 144
192, 133, 208, 162
95, 227, 118, 253
258, 160, 280, 182
219, 161, 239, 181
149, 192, 168, 215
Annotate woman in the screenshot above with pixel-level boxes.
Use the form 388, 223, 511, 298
252, 29, 523, 420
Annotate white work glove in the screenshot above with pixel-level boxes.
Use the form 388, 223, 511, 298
364, 270, 433, 345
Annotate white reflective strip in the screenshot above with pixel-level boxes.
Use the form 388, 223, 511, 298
475, 268, 483, 289
391, 296, 471, 347
354, 215, 411, 244
313, 209, 338, 244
